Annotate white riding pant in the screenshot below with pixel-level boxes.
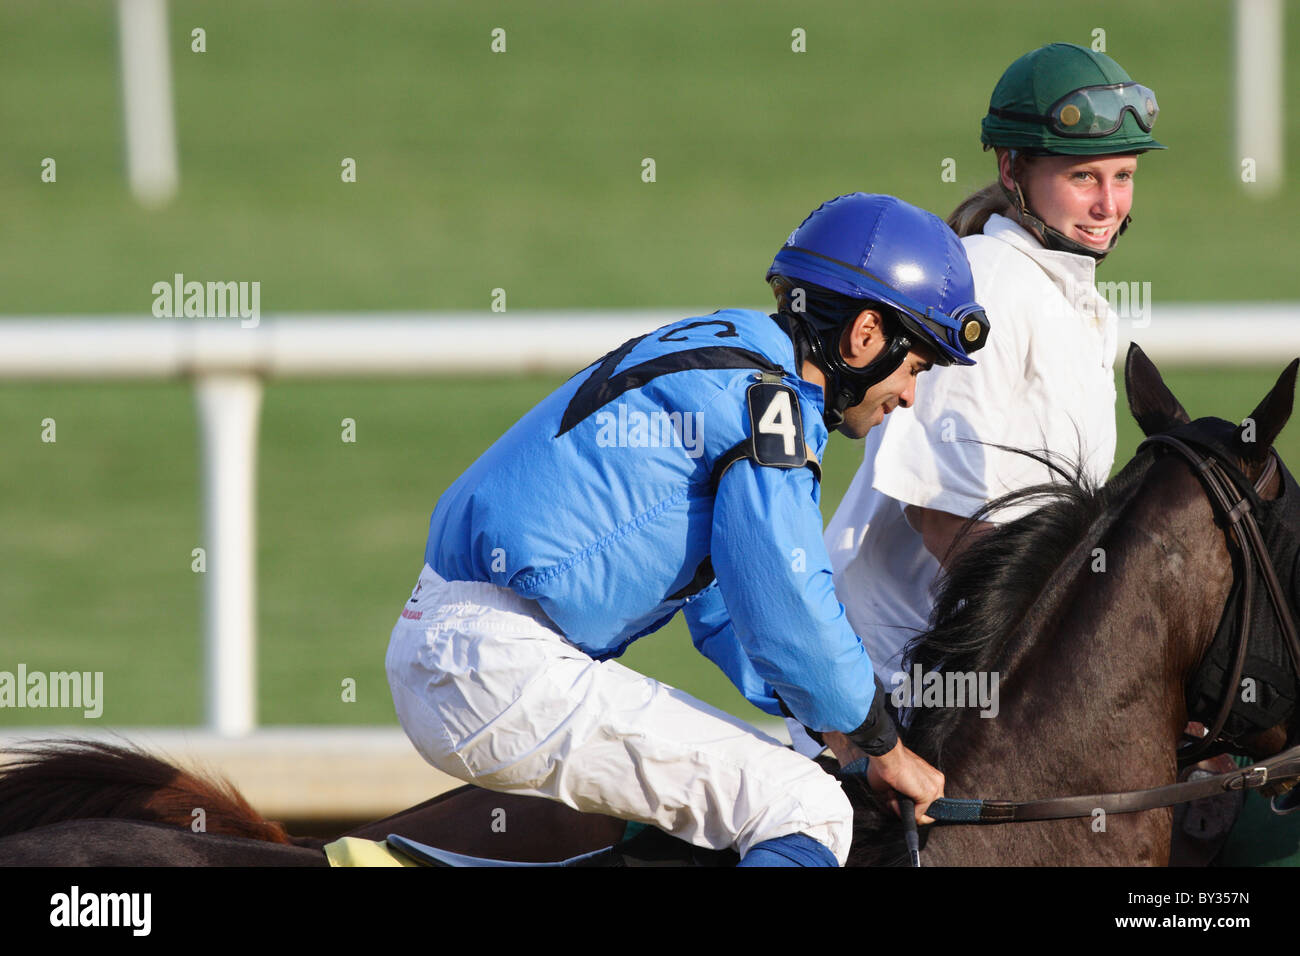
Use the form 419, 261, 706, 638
386, 564, 853, 864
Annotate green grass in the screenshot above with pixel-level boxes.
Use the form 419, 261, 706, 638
2, 363, 1297, 727
1, 1, 1298, 314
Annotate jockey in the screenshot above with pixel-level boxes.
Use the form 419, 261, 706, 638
387, 192, 986, 866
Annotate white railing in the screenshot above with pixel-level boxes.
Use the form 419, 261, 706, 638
3, 305, 1298, 735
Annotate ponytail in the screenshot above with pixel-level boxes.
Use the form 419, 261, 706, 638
946, 181, 1013, 238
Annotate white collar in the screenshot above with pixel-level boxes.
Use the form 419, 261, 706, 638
981, 214, 1119, 329
984, 213, 1107, 292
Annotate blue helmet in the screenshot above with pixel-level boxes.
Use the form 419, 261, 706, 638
767, 193, 989, 369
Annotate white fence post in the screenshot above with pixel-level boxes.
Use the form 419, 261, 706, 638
194, 373, 263, 736
1235, 0, 1284, 194
117, 0, 179, 206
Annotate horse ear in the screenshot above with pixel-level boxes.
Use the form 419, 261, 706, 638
1236, 358, 1299, 460
1125, 343, 1191, 436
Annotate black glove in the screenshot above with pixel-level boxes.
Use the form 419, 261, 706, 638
775, 674, 898, 756
844, 675, 899, 756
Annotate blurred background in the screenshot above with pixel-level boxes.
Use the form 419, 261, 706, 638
0, 2, 1297, 824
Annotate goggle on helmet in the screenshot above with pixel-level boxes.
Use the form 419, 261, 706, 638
990, 82, 1159, 140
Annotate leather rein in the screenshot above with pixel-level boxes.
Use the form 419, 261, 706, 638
906, 435, 1300, 837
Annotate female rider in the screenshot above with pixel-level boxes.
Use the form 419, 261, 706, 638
824, 42, 1164, 686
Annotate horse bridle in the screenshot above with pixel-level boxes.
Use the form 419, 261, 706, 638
870, 433, 1300, 856
1142, 433, 1300, 762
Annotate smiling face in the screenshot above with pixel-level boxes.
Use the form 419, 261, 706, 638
1000, 152, 1138, 253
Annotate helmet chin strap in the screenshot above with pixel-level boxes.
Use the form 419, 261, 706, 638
818, 334, 912, 429
1002, 152, 1131, 263
778, 307, 913, 429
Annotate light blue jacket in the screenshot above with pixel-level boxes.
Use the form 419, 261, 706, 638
425, 309, 876, 732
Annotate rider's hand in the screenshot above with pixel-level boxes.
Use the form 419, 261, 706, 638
825, 731, 944, 825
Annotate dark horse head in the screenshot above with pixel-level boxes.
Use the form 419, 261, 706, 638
846, 344, 1300, 865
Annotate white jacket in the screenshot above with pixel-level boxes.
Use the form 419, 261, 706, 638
824, 213, 1119, 676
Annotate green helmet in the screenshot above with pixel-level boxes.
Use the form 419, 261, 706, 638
980, 42, 1164, 260
982, 42, 1165, 155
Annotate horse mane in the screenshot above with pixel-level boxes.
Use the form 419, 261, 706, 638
0, 738, 291, 844
844, 444, 1158, 865
904, 446, 1156, 763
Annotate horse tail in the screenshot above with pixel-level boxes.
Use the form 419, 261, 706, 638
0, 738, 292, 844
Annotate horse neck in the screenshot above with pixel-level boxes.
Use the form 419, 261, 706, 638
931, 459, 1231, 806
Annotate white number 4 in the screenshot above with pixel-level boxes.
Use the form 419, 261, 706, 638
758, 390, 797, 456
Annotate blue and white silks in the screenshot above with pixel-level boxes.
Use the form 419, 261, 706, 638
424, 309, 877, 733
